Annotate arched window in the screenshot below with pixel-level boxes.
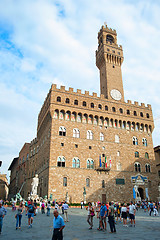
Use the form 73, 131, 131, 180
65, 98, 70, 104
73, 128, 80, 138
98, 104, 102, 110
59, 126, 66, 136
91, 103, 94, 108
135, 151, 139, 158
102, 180, 105, 188
77, 113, 82, 123
134, 111, 137, 116
146, 113, 149, 118
72, 158, 80, 168
74, 99, 78, 105
127, 110, 130, 115
72, 158, 76, 168
117, 151, 120, 157
87, 159, 90, 169
142, 138, 147, 146
133, 136, 138, 145
87, 130, 93, 140
140, 112, 143, 117
135, 162, 141, 172
53, 109, 59, 119
59, 110, 65, 120
65, 111, 71, 121
115, 135, 119, 143
105, 105, 108, 111
86, 178, 90, 187
100, 132, 104, 141
63, 177, 67, 186
112, 107, 116, 112
57, 156, 65, 167
145, 164, 151, 173
106, 34, 114, 43
83, 101, 86, 107
145, 152, 149, 159
119, 108, 123, 113
57, 96, 61, 102
90, 160, 94, 169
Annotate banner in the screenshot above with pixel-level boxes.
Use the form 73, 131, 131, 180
133, 187, 136, 199
99, 155, 102, 167
105, 156, 107, 168
145, 188, 148, 199
109, 157, 112, 168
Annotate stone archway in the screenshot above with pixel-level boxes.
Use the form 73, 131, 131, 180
138, 187, 144, 199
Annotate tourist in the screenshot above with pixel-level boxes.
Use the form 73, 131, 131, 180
149, 201, 154, 216
108, 202, 116, 233
27, 200, 35, 228
96, 202, 102, 230
55, 202, 59, 211
25, 201, 28, 216
34, 200, 37, 215
61, 201, 64, 214
99, 202, 107, 231
81, 200, 83, 209
121, 203, 128, 227
52, 210, 65, 240
47, 201, 51, 216
41, 201, 45, 214
15, 201, 23, 229
86, 202, 94, 229
62, 201, 69, 222
129, 201, 136, 227
0, 202, 7, 234
116, 203, 122, 222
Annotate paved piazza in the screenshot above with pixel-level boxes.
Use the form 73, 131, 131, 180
0, 207, 160, 240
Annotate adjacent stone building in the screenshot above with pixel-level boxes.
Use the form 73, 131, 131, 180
0, 174, 8, 200
9, 24, 158, 203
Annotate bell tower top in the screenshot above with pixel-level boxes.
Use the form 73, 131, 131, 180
96, 24, 124, 102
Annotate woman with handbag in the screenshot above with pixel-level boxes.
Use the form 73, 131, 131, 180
15, 202, 23, 230
86, 202, 95, 229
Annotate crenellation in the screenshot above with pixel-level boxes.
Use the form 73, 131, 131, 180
127, 100, 132, 104
85, 90, 89, 96
77, 89, 81, 94
69, 87, 73, 93
60, 85, 65, 91
51, 84, 57, 90
134, 101, 139, 106
100, 94, 105, 99
92, 92, 97, 97
141, 103, 145, 107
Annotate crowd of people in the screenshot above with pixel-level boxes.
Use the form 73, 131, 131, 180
0, 198, 159, 239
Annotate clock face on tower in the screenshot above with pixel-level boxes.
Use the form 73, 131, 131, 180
110, 89, 122, 101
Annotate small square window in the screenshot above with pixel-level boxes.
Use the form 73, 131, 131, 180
89, 146, 92, 149
61, 143, 64, 146
75, 144, 78, 148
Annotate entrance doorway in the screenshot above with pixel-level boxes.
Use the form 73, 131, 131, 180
138, 187, 144, 199
102, 194, 106, 203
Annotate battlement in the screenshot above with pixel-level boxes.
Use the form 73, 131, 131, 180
98, 24, 117, 36
50, 84, 152, 110
30, 138, 38, 146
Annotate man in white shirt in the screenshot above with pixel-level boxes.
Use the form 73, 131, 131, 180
129, 201, 136, 227
62, 202, 69, 222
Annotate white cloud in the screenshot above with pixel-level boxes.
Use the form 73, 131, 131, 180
0, 0, 160, 177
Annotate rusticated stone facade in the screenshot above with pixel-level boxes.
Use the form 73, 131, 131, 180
9, 24, 159, 203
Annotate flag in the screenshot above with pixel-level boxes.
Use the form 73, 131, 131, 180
133, 187, 136, 199
99, 155, 102, 167
105, 156, 107, 168
109, 157, 112, 168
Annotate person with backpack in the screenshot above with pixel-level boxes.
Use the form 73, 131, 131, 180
27, 200, 35, 228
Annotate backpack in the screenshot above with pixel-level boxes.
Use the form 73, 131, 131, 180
28, 204, 34, 213
42, 203, 45, 208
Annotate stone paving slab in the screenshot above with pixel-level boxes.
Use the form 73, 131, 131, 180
0, 208, 160, 240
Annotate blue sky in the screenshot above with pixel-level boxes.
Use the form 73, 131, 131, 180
0, 0, 160, 178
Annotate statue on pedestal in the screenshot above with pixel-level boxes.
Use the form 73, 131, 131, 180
31, 174, 39, 196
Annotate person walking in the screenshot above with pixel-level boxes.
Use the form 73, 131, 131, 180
108, 202, 116, 233
25, 201, 28, 216
149, 201, 154, 216
0, 202, 7, 234
62, 202, 69, 222
15, 201, 23, 229
86, 202, 94, 230
52, 210, 65, 240
47, 201, 51, 216
99, 202, 107, 231
27, 200, 35, 228
41, 201, 45, 214
129, 201, 136, 227
121, 203, 128, 227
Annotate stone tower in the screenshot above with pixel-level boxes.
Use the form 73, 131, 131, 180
96, 24, 124, 102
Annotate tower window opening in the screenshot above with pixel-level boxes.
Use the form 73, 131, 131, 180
134, 111, 137, 116
106, 34, 114, 43
112, 107, 116, 112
